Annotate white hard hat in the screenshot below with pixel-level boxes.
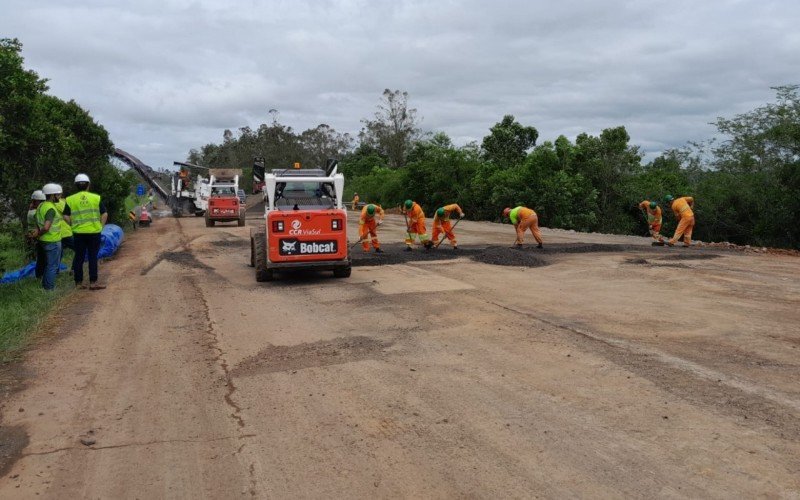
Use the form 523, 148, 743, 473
74, 173, 90, 183
42, 183, 61, 195
31, 190, 46, 201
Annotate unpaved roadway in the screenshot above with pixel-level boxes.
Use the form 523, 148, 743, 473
1, 210, 799, 498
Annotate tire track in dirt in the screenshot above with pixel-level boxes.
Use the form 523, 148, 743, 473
486, 299, 800, 440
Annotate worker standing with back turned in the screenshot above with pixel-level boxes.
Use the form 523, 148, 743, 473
401, 199, 432, 251
27, 190, 47, 279
664, 194, 695, 247
351, 192, 360, 211
359, 204, 384, 253
639, 200, 664, 245
503, 206, 544, 248
432, 203, 465, 250
64, 173, 108, 289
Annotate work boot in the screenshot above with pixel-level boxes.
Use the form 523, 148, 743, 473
537, 243, 543, 249
652, 241, 665, 246
453, 246, 458, 251
404, 246, 412, 252
76, 282, 88, 290
89, 283, 106, 290
423, 241, 433, 250
375, 248, 384, 253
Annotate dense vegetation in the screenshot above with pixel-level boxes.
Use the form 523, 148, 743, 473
191, 87, 799, 249
0, 38, 133, 237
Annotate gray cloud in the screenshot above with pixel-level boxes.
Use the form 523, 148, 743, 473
2, 0, 798, 167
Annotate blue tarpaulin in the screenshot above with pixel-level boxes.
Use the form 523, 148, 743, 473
1, 224, 124, 285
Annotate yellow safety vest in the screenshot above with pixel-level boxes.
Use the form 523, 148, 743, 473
66, 191, 103, 234
36, 201, 62, 243
509, 206, 522, 225
54, 199, 73, 238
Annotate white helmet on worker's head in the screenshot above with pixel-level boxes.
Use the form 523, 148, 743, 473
31, 190, 46, 201
74, 173, 91, 183
42, 183, 62, 195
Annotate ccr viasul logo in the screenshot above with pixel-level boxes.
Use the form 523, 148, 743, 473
291, 220, 302, 230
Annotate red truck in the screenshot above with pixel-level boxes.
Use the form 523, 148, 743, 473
250, 164, 350, 282
205, 169, 245, 227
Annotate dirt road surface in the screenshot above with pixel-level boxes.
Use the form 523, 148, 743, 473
1, 211, 799, 498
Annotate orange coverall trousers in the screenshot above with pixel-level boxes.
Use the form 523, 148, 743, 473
670, 215, 695, 246
359, 219, 380, 251
432, 220, 456, 247
517, 212, 543, 245
405, 219, 429, 246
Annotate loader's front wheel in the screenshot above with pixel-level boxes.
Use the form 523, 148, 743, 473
253, 229, 273, 282
205, 214, 214, 227
333, 265, 351, 278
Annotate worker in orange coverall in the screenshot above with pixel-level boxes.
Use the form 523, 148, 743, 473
401, 199, 431, 251
639, 200, 664, 245
503, 206, 543, 248
664, 194, 695, 247
359, 203, 384, 253
432, 204, 465, 250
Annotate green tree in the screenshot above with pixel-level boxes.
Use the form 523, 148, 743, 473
481, 115, 538, 167
359, 89, 422, 169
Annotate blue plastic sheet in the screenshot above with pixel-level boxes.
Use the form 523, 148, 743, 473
1, 224, 124, 285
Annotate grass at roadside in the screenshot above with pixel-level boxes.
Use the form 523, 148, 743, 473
0, 224, 74, 362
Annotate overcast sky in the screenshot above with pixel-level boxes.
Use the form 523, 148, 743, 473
3, 0, 799, 168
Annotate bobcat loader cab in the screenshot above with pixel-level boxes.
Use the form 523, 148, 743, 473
250, 161, 350, 282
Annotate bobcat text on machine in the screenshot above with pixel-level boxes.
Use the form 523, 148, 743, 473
250, 160, 351, 282
205, 168, 245, 227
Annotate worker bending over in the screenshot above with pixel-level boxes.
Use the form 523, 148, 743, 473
664, 194, 695, 247
639, 200, 664, 245
359, 204, 384, 253
402, 199, 432, 251
432, 204, 465, 249
503, 206, 543, 248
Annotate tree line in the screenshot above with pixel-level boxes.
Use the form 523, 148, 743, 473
0, 38, 132, 228
191, 88, 799, 249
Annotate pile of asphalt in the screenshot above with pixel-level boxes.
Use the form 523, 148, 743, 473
351, 242, 723, 269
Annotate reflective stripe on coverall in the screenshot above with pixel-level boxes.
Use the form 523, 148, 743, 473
359, 205, 384, 251
432, 203, 463, 247
510, 206, 543, 245
403, 202, 429, 246
669, 196, 695, 245
639, 200, 663, 242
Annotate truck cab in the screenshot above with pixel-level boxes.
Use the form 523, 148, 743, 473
249, 163, 350, 282
206, 169, 245, 227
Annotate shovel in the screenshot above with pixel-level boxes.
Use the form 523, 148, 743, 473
434, 217, 463, 248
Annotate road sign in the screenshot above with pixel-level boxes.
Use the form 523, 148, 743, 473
136, 184, 145, 196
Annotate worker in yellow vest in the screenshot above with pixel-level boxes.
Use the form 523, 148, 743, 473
64, 173, 108, 290
54, 188, 74, 254
35, 184, 64, 290
27, 190, 47, 278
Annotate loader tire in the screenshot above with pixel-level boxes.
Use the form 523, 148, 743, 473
253, 229, 273, 282
333, 265, 351, 278
205, 214, 214, 227
238, 213, 246, 227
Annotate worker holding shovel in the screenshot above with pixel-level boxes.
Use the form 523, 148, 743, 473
401, 199, 432, 251
358, 204, 384, 253
432, 204, 465, 250
639, 200, 665, 245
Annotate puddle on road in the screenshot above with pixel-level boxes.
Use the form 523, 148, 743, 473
230, 335, 391, 376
